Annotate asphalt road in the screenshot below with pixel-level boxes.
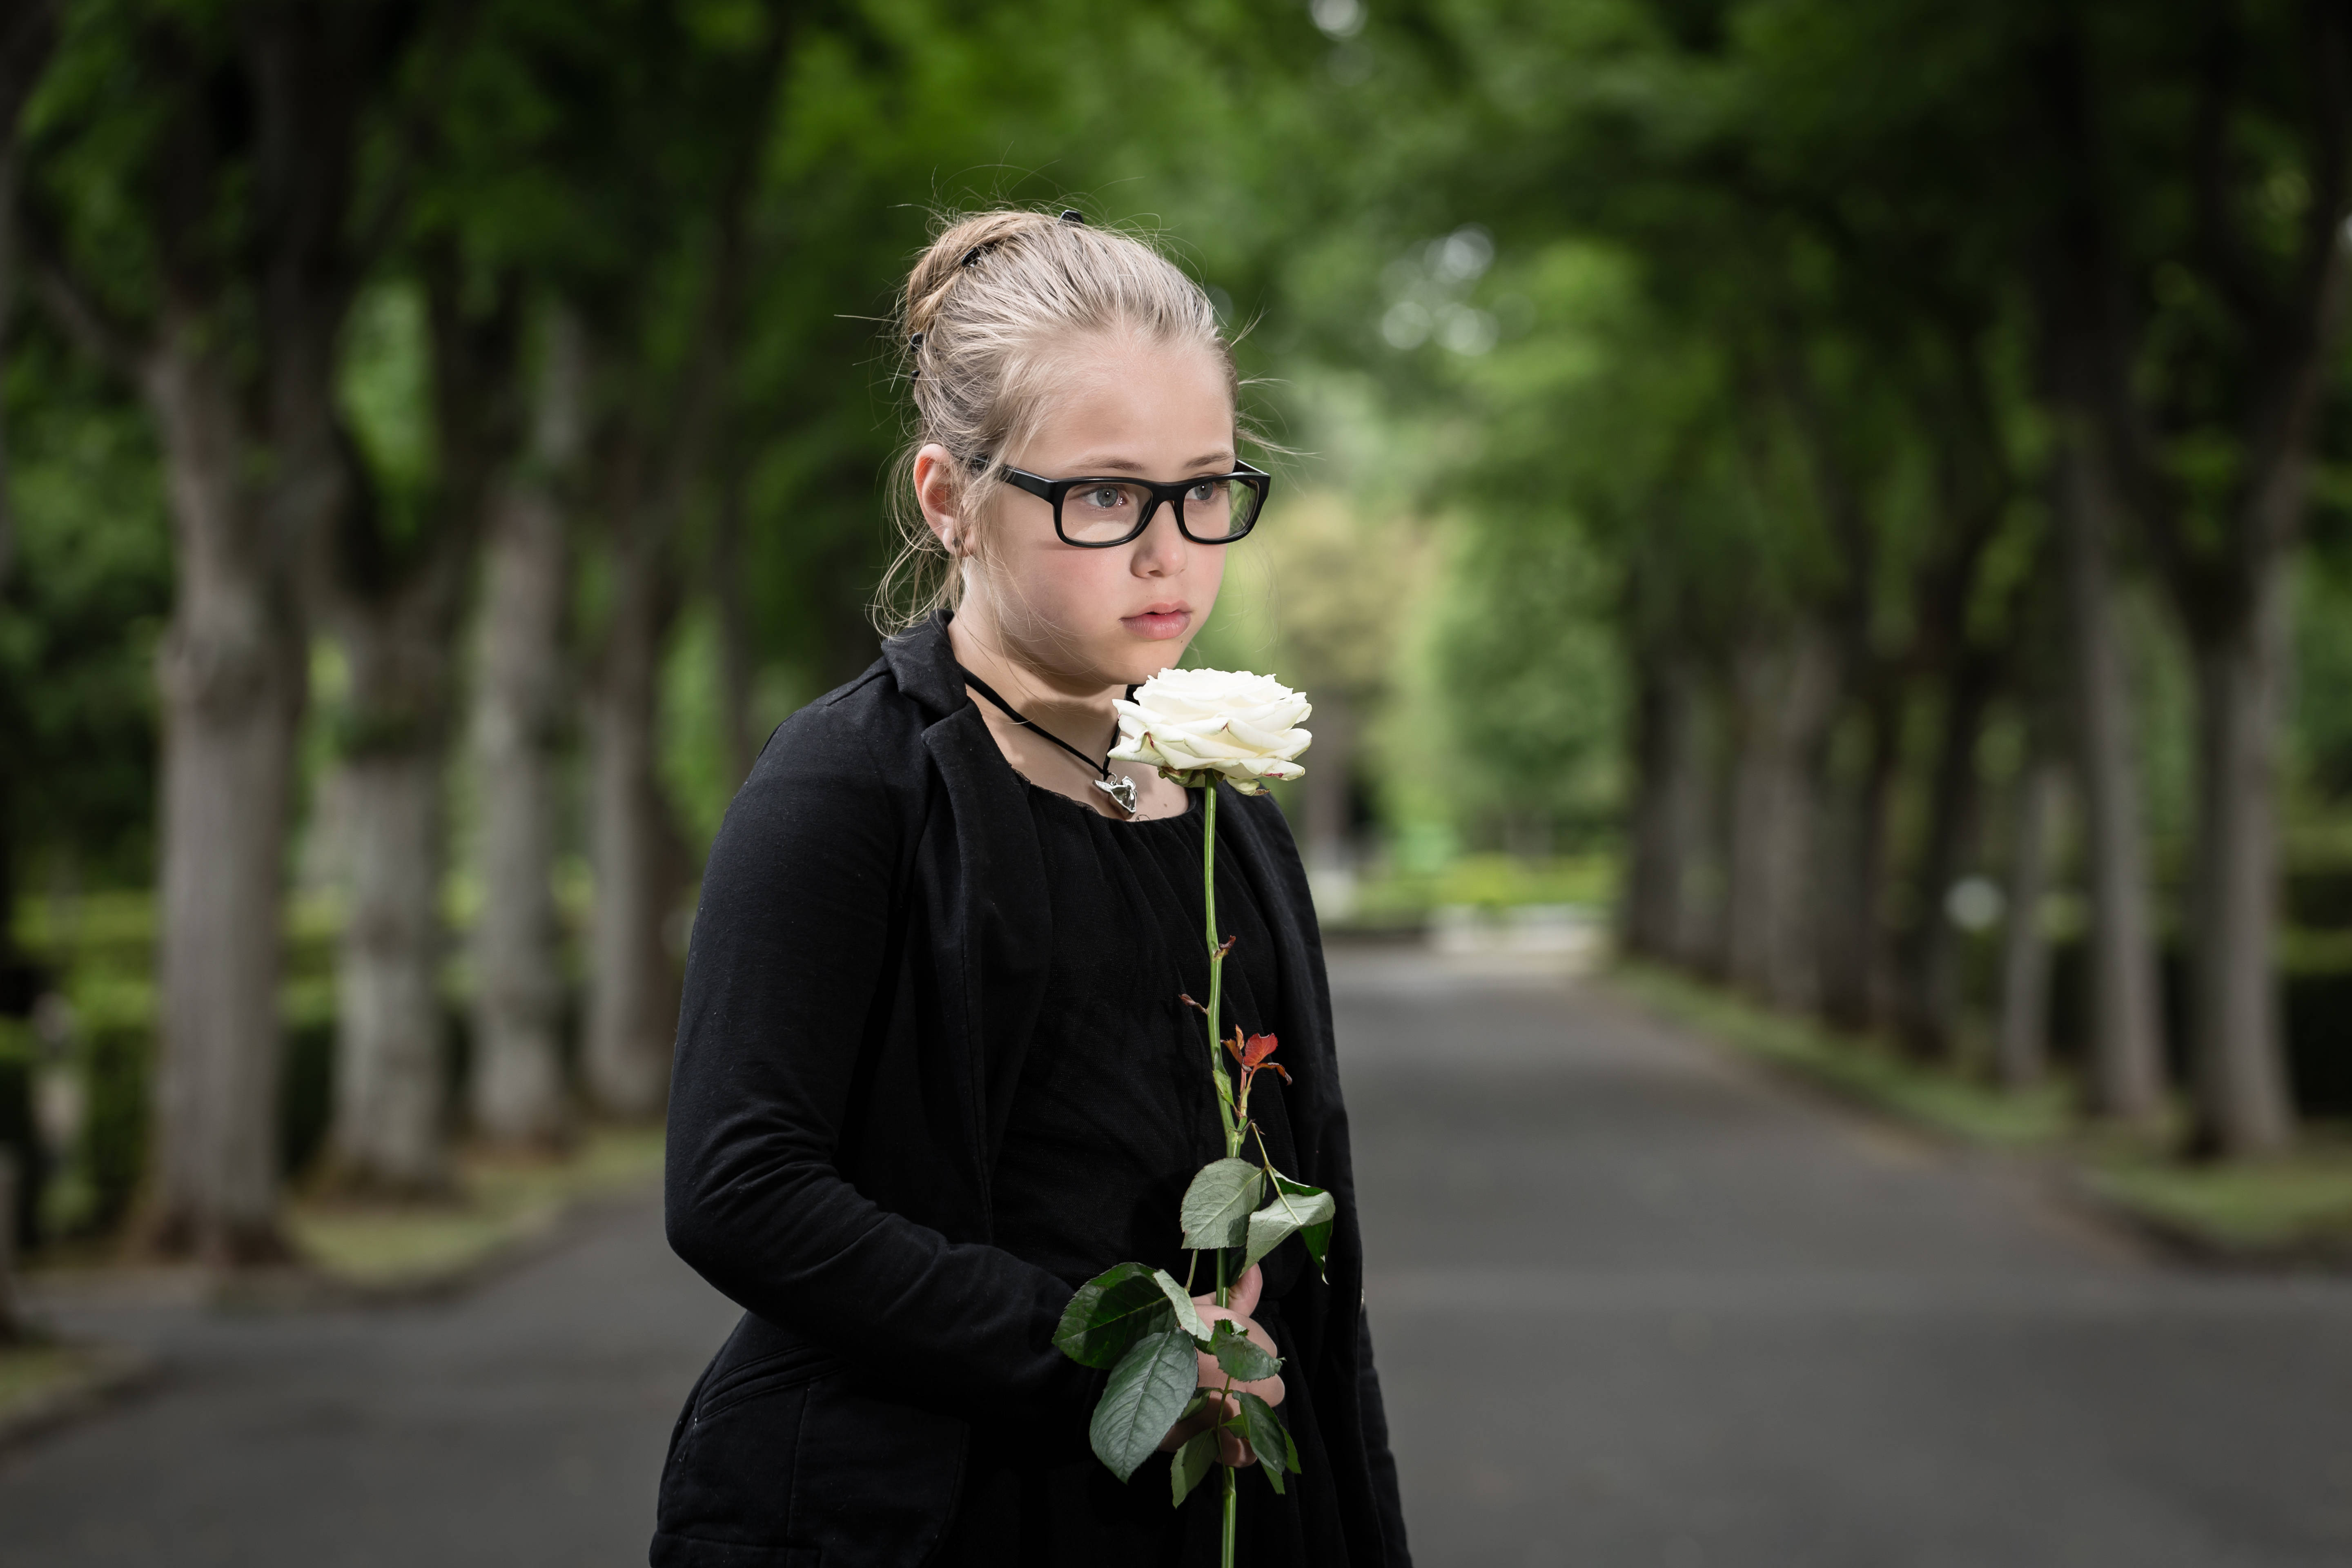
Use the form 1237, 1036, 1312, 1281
4, 945, 2348, 1566
1334, 946, 2352, 1568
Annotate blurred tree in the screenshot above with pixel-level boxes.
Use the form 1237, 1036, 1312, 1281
1251, 492, 1425, 888
469, 304, 582, 1151
575, 1, 791, 1120
20, 0, 437, 1259
0, 0, 57, 599
0, 0, 61, 1053
2028, 2, 2350, 1157
318, 254, 523, 1194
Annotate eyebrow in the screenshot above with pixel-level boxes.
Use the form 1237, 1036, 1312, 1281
1061, 450, 1236, 474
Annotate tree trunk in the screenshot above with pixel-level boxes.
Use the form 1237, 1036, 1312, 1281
0, 1150, 18, 1341
584, 543, 680, 1120
140, 335, 303, 1263
469, 315, 581, 1150
470, 485, 569, 1145
1725, 627, 1835, 1010
1998, 752, 2062, 1091
1301, 688, 1358, 917
1624, 662, 1680, 959
2184, 563, 2296, 1156
710, 443, 759, 790
1815, 694, 1898, 1032
324, 739, 449, 1191
1666, 677, 1727, 976
1895, 656, 1996, 1060
319, 543, 477, 1191
2057, 424, 2168, 1125
1629, 658, 1725, 971
573, 21, 787, 1120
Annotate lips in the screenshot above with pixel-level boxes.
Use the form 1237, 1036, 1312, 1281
1121, 605, 1192, 640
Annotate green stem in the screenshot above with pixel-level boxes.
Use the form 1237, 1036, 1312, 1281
1206, 787, 1241, 1568
1203, 785, 1243, 1160
1222, 1464, 1238, 1568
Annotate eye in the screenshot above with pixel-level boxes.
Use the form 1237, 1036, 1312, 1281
1078, 484, 1129, 512
1187, 479, 1224, 505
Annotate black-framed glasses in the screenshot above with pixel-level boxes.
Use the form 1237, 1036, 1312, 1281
998, 460, 1271, 548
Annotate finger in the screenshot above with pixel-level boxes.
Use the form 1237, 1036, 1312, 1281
1228, 1263, 1263, 1318
1218, 1427, 1254, 1468
1161, 1411, 1213, 1452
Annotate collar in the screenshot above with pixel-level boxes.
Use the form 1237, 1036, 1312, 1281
879, 610, 970, 722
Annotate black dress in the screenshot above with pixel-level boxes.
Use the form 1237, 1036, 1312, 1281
655, 613, 1409, 1568
941, 783, 1316, 1566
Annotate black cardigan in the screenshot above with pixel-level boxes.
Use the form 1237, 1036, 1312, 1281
655, 615, 1410, 1568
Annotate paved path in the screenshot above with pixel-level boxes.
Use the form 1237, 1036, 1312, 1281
3, 949, 2348, 1566
0, 1200, 739, 1567
1332, 947, 2352, 1568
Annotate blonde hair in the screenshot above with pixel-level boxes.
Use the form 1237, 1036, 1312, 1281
873, 207, 1240, 632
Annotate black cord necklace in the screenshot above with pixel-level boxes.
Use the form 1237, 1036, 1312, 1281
958, 664, 1140, 816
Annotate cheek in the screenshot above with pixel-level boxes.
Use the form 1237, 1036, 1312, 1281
1013, 535, 1128, 622
1194, 547, 1227, 605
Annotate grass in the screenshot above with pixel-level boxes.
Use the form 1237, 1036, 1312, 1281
1611, 961, 2076, 1146
1609, 959, 2352, 1261
0, 1341, 139, 1436
1345, 851, 1619, 931
2084, 1140, 2352, 1256
285, 1125, 665, 1290
0, 1343, 84, 1409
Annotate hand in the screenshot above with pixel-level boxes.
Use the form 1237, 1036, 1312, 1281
1156, 1263, 1286, 1467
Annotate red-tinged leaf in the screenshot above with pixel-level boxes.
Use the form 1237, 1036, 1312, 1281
1241, 1033, 1278, 1068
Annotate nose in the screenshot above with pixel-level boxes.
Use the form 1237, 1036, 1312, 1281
1129, 501, 1189, 577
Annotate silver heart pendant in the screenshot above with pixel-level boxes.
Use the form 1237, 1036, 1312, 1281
1096, 774, 1139, 815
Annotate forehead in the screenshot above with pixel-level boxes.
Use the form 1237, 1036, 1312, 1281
1019, 332, 1235, 467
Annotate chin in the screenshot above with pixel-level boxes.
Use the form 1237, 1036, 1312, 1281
1111, 643, 1187, 686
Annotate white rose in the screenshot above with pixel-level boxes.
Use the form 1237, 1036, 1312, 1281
1107, 668, 1312, 795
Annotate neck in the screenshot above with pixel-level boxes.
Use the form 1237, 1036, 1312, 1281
947, 604, 1121, 748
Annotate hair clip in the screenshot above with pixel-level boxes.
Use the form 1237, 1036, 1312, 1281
961, 244, 988, 269
1060, 209, 1085, 224
909, 330, 924, 350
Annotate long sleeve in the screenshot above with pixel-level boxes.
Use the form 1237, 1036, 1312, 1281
662, 700, 1093, 1418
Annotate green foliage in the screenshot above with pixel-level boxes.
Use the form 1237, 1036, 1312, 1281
1152, 1265, 1209, 1341
1177, 1157, 1263, 1251
1054, 1261, 1185, 1370
1088, 1326, 1199, 1485
1203, 1318, 1280, 1384
1170, 1426, 1218, 1507
336, 282, 438, 539
0, 344, 170, 886
2294, 558, 2352, 802
1425, 516, 1623, 842
1232, 1390, 1297, 1492
1243, 1175, 1334, 1276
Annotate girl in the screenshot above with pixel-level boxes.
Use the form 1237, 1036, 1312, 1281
653, 208, 1411, 1568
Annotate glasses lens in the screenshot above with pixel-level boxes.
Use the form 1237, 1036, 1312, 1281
1178, 476, 1262, 541
1058, 480, 1156, 545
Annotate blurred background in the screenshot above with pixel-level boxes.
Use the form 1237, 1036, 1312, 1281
0, 1, 2350, 1564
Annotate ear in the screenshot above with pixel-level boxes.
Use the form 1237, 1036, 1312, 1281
913, 443, 966, 555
